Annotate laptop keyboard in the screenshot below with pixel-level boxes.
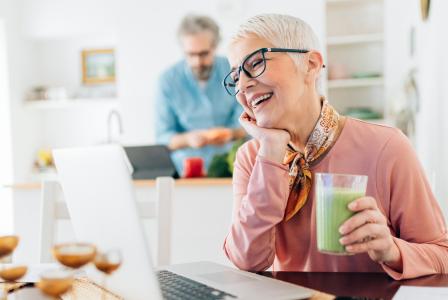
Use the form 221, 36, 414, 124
157, 270, 237, 300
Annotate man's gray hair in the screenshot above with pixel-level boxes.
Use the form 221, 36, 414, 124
178, 14, 221, 47
231, 14, 323, 94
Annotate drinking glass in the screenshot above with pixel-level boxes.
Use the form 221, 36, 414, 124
52, 243, 96, 269
0, 264, 27, 300
37, 269, 74, 300
94, 249, 122, 300
316, 173, 368, 255
52, 243, 96, 299
0, 236, 19, 259
0, 236, 20, 300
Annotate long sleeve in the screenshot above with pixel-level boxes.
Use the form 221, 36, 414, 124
154, 74, 179, 144
377, 130, 448, 279
223, 141, 290, 271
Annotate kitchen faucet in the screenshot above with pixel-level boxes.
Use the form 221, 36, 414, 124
107, 109, 123, 143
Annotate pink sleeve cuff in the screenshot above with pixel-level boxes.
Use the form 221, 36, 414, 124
380, 236, 441, 280
256, 154, 289, 171
380, 237, 406, 280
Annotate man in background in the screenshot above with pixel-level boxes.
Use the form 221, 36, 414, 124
154, 14, 245, 175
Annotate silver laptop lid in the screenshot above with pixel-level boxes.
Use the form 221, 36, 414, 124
53, 145, 162, 300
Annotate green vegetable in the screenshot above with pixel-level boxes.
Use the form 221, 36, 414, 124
207, 153, 232, 178
207, 139, 246, 178
227, 139, 245, 174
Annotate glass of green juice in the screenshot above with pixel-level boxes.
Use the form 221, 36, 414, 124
316, 173, 368, 255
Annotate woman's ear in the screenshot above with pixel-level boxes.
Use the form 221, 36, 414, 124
305, 51, 324, 85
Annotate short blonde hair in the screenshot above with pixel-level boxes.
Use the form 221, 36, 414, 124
231, 14, 323, 94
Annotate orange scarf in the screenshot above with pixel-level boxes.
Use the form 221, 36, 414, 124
283, 99, 344, 221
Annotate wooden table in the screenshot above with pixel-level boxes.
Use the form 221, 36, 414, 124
262, 272, 448, 300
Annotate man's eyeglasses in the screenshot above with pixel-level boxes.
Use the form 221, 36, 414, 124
223, 47, 311, 96
186, 50, 212, 59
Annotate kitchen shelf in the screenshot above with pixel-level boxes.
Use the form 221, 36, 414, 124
328, 77, 383, 89
327, 33, 383, 46
24, 98, 118, 110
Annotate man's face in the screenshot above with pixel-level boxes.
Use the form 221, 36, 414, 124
181, 31, 216, 81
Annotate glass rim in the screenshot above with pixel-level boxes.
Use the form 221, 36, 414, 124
315, 172, 368, 179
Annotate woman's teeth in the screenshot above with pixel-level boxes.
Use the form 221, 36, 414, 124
251, 93, 273, 108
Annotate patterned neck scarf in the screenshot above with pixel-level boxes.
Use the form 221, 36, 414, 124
283, 99, 344, 221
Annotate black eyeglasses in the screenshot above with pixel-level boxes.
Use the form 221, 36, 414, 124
223, 47, 311, 96
186, 50, 212, 59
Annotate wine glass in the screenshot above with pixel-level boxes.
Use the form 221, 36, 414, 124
0, 236, 20, 300
0, 236, 19, 259
52, 243, 96, 269
37, 269, 74, 300
0, 265, 27, 282
52, 243, 96, 299
0, 264, 27, 300
94, 249, 122, 300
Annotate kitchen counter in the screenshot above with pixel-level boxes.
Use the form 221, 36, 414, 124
4, 177, 232, 190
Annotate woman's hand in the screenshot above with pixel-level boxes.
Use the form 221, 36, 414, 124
239, 111, 290, 164
339, 197, 403, 271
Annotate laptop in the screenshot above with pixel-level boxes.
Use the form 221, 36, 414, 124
53, 145, 314, 300
123, 145, 179, 179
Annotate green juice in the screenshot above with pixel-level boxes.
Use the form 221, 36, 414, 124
316, 188, 365, 254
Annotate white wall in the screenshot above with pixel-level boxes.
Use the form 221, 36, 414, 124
31, 36, 117, 97
384, 0, 419, 116
415, 0, 448, 217
1, 0, 43, 234
0, 18, 14, 233
382, 0, 448, 218
1, 0, 43, 182
20, 0, 119, 38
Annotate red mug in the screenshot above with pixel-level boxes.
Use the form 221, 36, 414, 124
183, 157, 205, 178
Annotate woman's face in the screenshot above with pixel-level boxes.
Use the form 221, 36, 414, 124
228, 36, 310, 129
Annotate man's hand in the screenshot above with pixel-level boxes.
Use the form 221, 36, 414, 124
169, 127, 243, 150
185, 130, 209, 148
204, 128, 233, 145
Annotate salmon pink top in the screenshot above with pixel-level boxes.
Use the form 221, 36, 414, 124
224, 118, 448, 279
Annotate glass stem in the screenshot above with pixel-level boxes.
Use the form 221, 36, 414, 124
71, 270, 78, 300
1, 284, 6, 300
102, 275, 107, 300
1, 257, 7, 300
70, 267, 77, 300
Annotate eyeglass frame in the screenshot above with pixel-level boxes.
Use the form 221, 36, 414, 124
185, 49, 213, 59
223, 47, 325, 96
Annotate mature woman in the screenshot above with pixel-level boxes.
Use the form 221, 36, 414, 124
222, 14, 448, 280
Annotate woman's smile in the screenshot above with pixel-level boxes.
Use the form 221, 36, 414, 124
249, 92, 274, 110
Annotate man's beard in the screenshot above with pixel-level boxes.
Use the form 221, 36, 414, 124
191, 65, 213, 81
